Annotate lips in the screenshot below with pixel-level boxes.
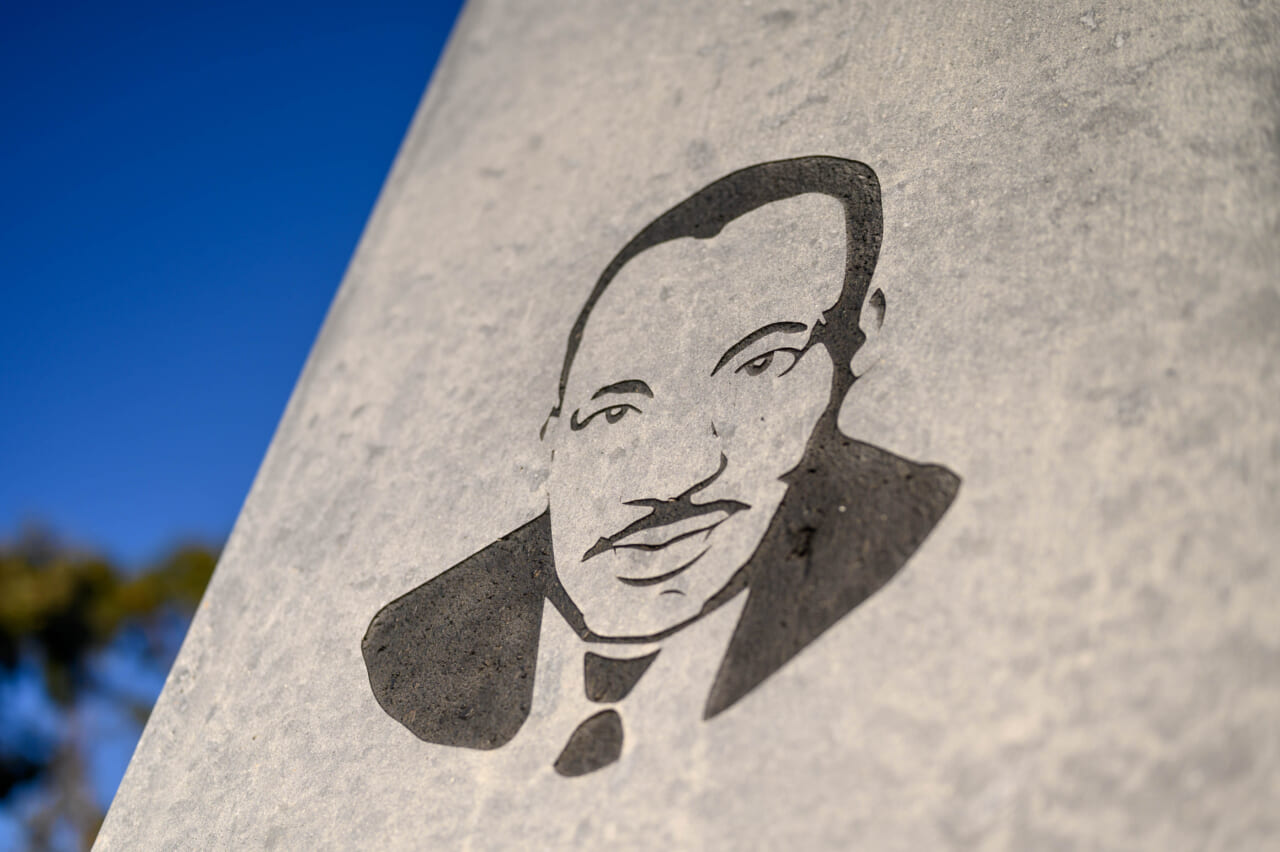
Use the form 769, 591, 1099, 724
581, 496, 750, 563
616, 548, 709, 587
611, 510, 731, 550
608, 512, 732, 587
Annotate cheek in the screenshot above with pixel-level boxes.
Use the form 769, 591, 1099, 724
720, 352, 833, 472
547, 437, 637, 547
551, 427, 638, 499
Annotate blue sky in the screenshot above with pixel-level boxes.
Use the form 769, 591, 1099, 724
0, 0, 465, 566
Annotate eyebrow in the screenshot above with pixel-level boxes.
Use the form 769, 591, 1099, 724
591, 379, 654, 399
711, 321, 809, 376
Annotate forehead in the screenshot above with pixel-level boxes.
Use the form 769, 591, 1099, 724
566, 193, 847, 394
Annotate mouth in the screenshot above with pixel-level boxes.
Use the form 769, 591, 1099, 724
581, 497, 750, 563
611, 511, 729, 551
616, 548, 708, 587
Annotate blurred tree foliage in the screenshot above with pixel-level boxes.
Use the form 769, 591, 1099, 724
0, 527, 217, 851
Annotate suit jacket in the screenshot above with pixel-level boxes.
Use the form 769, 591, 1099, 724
362, 437, 959, 750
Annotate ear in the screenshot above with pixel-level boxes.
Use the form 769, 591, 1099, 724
539, 410, 560, 445
850, 287, 886, 378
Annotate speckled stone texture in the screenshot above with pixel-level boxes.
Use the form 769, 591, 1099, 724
98, 1, 1279, 849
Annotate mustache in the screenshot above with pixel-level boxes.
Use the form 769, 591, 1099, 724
581, 454, 750, 562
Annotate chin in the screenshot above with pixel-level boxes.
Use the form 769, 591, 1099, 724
584, 589, 699, 641
588, 563, 749, 641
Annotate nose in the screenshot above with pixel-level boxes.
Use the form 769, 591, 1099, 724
630, 418, 725, 503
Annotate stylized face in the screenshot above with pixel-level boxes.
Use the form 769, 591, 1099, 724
546, 194, 847, 639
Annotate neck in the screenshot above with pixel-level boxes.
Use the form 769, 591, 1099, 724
582, 637, 662, 659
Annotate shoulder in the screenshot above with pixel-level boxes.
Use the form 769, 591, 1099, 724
362, 512, 553, 749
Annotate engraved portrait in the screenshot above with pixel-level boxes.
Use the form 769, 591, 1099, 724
363, 156, 960, 776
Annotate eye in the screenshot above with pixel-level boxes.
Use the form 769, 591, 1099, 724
569, 403, 641, 431
735, 348, 800, 377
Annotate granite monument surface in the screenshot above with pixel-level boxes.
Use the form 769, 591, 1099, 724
99, 1, 1279, 848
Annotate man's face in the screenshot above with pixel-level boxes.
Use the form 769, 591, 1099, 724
547, 194, 846, 639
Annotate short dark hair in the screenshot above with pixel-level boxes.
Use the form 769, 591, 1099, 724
549, 156, 883, 423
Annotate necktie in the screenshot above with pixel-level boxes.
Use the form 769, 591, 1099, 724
553, 709, 623, 777
553, 651, 659, 777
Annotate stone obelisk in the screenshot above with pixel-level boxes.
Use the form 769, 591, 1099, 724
99, 2, 1280, 848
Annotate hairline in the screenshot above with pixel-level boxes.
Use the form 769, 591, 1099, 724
547, 156, 883, 427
